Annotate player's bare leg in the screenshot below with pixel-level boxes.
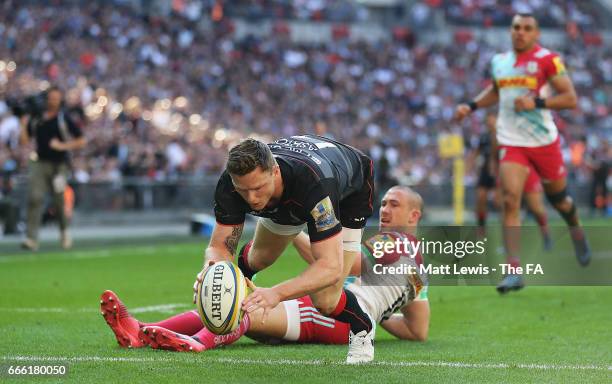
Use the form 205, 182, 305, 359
244, 302, 290, 342
310, 244, 375, 364
524, 191, 552, 251
475, 186, 490, 238
498, 162, 529, 293
237, 220, 298, 280
543, 177, 591, 266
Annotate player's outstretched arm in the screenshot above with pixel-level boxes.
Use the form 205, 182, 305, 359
242, 233, 343, 321
193, 223, 244, 303
205, 223, 244, 265
275, 233, 343, 299
380, 301, 430, 342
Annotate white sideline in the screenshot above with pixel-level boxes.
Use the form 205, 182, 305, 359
1, 355, 610, 372
0, 303, 190, 314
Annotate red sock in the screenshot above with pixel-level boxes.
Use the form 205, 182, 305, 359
507, 256, 521, 269
191, 314, 251, 350
477, 211, 486, 227
141, 310, 204, 335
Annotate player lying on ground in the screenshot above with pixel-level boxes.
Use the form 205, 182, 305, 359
101, 186, 429, 352
204, 135, 378, 363
471, 112, 551, 250
455, 13, 591, 293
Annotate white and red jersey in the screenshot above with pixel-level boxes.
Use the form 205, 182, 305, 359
281, 231, 427, 343
347, 231, 426, 324
491, 45, 568, 147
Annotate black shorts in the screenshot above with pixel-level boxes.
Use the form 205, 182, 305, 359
477, 166, 496, 189
338, 154, 375, 229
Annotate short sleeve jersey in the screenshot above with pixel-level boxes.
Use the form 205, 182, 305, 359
491, 45, 568, 147
214, 135, 368, 242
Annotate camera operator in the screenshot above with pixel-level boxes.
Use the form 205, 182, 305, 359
19, 86, 86, 250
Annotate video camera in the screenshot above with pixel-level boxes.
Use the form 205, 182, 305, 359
6, 92, 47, 117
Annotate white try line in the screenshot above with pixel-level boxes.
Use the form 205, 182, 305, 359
0, 303, 191, 314
1, 355, 610, 372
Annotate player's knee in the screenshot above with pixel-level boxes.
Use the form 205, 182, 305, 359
311, 294, 340, 316
247, 256, 273, 272
413, 327, 428, 342
501, 191, 521, 211
546, 188, 572, 210
315, 303, 337, 316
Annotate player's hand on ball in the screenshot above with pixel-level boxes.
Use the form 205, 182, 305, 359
514, 96, 535, 112
454, 104, 472, 122
245, 277, 257, 291
192, 270, 205, 304
242, 287, 281, 324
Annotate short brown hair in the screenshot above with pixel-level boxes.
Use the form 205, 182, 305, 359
227, 138, 276, 176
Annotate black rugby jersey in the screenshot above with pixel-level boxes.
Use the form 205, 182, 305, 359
214, 135, 372, 242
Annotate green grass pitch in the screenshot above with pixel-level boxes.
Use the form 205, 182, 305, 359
1, 223, 611, 383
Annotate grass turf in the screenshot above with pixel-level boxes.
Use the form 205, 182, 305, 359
0, 224, 611, 383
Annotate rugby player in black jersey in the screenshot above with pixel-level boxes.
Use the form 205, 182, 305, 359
202, 135, 376, 363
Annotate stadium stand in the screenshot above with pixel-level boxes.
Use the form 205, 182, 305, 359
0, 0, 609, 209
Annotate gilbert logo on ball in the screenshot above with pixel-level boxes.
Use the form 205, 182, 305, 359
196, 261, 249, 335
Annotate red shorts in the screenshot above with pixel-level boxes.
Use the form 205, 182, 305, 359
495, 163, 542, 193
499, 137, 566, 183
285, 296, 349, 344
524, 164, 543, 194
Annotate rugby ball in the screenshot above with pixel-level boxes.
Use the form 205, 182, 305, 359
196, 261, 249, 335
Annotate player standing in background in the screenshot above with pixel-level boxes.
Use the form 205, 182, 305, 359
455, 14, 591, 293
100, 186, 429, 351
472, 112, 551, 250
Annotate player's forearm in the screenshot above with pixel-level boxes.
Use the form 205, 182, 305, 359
204, 245, 233, 265
64, 137, 87, 151
381, 314, 426, 342
272, 258, 340, 301
204, 223, 244, 265
538, 91, 577, 110
473, 84, 499, 109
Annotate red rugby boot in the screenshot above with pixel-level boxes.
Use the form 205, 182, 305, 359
100, 290, 146, 348
140, 326, 205, 352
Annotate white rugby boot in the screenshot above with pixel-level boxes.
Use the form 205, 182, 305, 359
346, 315, 375, 364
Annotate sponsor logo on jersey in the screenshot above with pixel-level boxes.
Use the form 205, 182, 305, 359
310, 196, 339, 232
497, 76, 537, 89
526, 61, 538, 74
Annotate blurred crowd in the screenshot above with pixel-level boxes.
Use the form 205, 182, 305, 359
226, 0, 370, 22
0, 0, 610, 201
418, 0, 606, 30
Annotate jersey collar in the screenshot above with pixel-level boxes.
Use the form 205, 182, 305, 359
514, 44, 540, 65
